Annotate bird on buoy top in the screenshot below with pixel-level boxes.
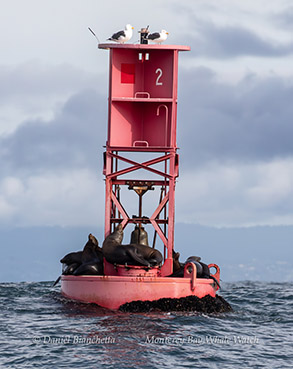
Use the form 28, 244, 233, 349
146, 30, 169, 44
108, 24, 134, 43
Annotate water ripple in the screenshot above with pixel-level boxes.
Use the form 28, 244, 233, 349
0, 281, 292, 368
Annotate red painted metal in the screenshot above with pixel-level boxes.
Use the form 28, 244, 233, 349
100, 43, 190, 277
61, 42, 221, 309
61, 264, 220, 310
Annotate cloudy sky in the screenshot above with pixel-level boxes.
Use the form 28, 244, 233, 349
1, 0, 293, 281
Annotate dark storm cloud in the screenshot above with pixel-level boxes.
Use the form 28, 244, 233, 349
177, 67, 293, 166
0, 89, 107, 174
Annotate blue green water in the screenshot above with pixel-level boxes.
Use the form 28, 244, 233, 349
0, 281, 292, 368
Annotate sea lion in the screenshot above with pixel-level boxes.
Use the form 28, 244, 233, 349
102, 224, 124, 247
188, 259, 220, 287
58, 233, 103, 277
63, 262, 80, 275
52, 262, 80, 286
81, 234, 103, 264
187, 261, 203, 277
200, 262, 210, 279
186, 256, 201, 263
169, 254, 213, 278
73, 262, 103, 276
53, 233, 104, 285
186, 256, 211, 278
53, 276, 61, 286
102, 224, 163, 267
74, 234, 103, 275
173, 251, 181, 273
170, 250, 185, 277
60, 251, 83, 266
60, 233, 103, 265
186, 256, 203, 277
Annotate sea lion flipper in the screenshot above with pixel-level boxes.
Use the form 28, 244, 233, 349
126, 248, 150, 266
210, 275, 221, 288
53, 276, 61, 286
73, 261, 104, 276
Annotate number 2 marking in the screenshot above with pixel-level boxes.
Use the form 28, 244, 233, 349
156, 68, 163, 86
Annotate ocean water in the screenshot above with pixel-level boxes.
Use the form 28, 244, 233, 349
0, 281, 292, 368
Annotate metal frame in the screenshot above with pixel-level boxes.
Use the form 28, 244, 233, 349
100, 44, 189, 277
104, 148, 179, 276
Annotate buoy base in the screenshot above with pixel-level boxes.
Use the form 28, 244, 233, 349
61, 263, 220, 310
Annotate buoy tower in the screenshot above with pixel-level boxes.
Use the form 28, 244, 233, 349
99, 41, 190, 276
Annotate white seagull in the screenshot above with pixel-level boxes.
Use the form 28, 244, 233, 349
108, 24, 134, 43
146, 30, 169, 44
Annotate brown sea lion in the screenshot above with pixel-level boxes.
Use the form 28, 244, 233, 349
102, 224, 163, 267
200, 262, 211, 279
59, 234, 103, 275
63, 262, 80, 275
60, 251, 83, 266
73, 262, 103, 276
102, 224, 124, 247
53, 234, 104, 285
53, 262, 80, 286
170, 250, 185, 277
169, 254, 212, 278
81, 233, 103, 264
75, 234, 103, 275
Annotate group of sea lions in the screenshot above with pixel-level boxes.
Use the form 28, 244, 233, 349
102, 224, 163, 267
55, 225, 163, 285
60, 233, 104, 276
171, 251, 211, 278
54, 225, 215, 285
172, 251, 220, 287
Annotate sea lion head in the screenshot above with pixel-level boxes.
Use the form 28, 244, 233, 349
88, 233, 99, 246
172, 250, 181, 273
116, 223, 123, 232
113, 223, 124, 243
186, 256, 201, 263
60, 251, 83, 265
102, 223, 124, 248
88, 233, 102, 253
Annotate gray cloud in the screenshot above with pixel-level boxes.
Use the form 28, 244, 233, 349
2, 69, 293, 177
167, 4, 293, 59
186, 22, 293, 58
274, 6, 293, 27
177, 67, 293, 167
0, 62, 101, 104
0, 89, 107, 175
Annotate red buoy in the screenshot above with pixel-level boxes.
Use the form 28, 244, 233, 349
61, 39, 220, 309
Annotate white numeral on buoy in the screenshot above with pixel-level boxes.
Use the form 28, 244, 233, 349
155, 68, 163, 86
